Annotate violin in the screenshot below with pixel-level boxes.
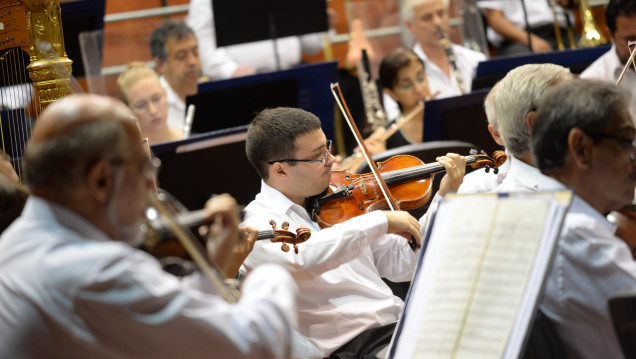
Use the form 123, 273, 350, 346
308, 150, 507, 229
143, 210, 311, 258
142, 191, 311, 282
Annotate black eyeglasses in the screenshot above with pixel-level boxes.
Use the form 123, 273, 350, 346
596, 133, 636, 159
268, 140, 332, 165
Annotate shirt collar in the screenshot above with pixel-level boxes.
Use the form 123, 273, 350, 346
258, 180, 310, 218
533, 172, 617, 233
23, 196, 113, 242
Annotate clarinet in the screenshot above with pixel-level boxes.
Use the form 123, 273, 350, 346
357, 49, 388, 131
438, 28, 468, 95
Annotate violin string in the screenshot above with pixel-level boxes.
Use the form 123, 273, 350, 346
341, 155, 481, 189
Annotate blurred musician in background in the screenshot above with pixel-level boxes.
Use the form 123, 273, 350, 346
377, 47, 431, 149
581, 0, 636, 119
532, 79, 636, 359
243, 106, 429, 359
401, 0, 487, 99
478, 0, 576, 55
187, 0, 333, 76
0, 94, 298, 358
117, 62, 183, 144
150, 21, 204, 132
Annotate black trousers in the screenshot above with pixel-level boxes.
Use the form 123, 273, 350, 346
327, 322, 397, 359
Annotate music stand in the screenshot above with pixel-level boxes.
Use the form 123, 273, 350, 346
422, 88, 501, 155
61, 0, 106, 78
212, 0, 328, 71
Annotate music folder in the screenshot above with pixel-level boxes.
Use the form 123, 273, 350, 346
388, 190, 572, 359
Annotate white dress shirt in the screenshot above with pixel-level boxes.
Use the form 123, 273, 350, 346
240, 181, 419, 357
0, 196, 298, 359
487, 160, 629, 358
413, 42, 487, 100
531, 175, 630, 359
384, 42, 487, 121
187, 0, 324, 75
580, 44, 636, 121
159, 75, 186, 132
477, 0, 570, 47
491, 155, 541, 193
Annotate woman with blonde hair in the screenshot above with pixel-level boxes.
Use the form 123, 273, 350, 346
117, 62, 183, 144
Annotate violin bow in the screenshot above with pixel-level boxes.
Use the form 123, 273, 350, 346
616, 41, 636, 85
331, 83, 419, 250
147, 193, 239, 303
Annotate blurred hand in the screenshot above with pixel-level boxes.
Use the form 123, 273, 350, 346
437, 153, 466, 196
355, 127, 387, 155
344, 19, 375, 69
232, 65, 257, 78
0, 153, 18, 183
530, 34, 553, 53
202, 194, 247, 278
383, 210, 421, 245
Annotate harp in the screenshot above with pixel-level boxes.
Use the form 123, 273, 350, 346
0, 0, 72, 180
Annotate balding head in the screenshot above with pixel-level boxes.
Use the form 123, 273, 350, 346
25, 94, 142, 195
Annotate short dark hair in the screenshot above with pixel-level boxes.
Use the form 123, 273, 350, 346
246, 107, 322, 180
150, 21, 195, 61
606, 0, 636, 36
379, 47, 425, 90
532, 79, 630, 173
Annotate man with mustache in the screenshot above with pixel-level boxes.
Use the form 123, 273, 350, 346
580, 0, 636, 120
0, 94, 298, 358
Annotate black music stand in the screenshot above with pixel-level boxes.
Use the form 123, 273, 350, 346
212, 0, 328, 71
422, 88, 501, 155
61, 0, 106, 78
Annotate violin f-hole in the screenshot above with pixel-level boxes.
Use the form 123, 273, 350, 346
359, 192, 380, 211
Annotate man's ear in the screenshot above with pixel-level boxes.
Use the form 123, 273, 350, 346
487, 124, 504, 146
270, 162, 289, 180
568, 128, 593, 171
525, 110, 536, 130
154, 58, 165, 75
405, 20, 415, 35
85, 160, 115, 204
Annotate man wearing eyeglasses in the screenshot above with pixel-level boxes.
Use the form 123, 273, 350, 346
0, 94, 298, 358
530, 79, 636, 359
242, 107, 464, 358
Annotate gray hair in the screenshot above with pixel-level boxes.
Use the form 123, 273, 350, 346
24, 95, 135, 194
532, 79, 630, 172
484, 81, 500, 129
246, 107, 322, 181
401, 0, 449, 23
495, 64, 573, 158
149, 21, 195, 61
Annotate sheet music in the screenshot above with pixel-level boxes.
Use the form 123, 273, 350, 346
390, 191, 571, 359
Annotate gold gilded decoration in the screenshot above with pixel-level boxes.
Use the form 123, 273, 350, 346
1, 0, 72, 108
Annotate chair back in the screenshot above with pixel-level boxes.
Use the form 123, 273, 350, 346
609, 290, 636, 358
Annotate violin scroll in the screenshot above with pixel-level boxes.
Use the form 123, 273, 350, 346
267, 220, 311, 254
468, 149, 507, 174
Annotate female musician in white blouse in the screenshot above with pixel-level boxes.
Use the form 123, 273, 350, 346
117, 62, 183, 144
